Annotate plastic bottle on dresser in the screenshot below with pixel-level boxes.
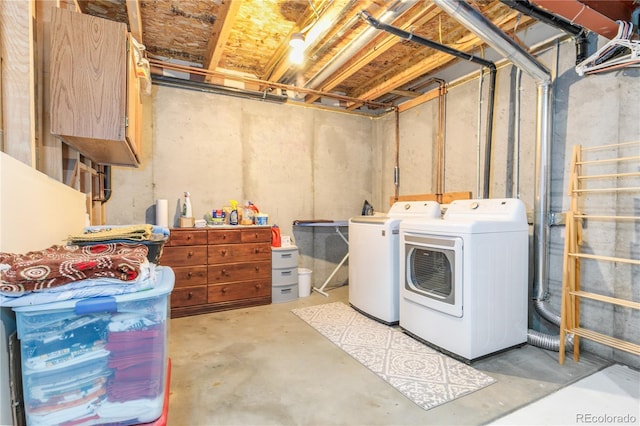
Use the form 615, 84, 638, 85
182, 192, 193, 217
229, 199, 239, 225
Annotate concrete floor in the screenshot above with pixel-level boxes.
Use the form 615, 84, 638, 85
167, 284, 610, 425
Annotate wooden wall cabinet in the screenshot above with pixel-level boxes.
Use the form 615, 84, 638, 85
161, 228, 272, 318
50, 8, 141, 166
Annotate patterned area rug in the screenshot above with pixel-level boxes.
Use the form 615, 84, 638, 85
292, 302, 496, 411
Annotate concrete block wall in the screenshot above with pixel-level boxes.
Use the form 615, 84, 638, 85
107, 36, 638, 367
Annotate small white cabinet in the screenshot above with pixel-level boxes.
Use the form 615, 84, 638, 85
271, 246, 299, 303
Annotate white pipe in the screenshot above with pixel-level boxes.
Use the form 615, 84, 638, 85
304, 0, 418, 90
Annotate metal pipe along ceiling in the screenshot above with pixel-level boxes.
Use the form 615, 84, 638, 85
360, 11, 497, 199
433, 0, 571, 352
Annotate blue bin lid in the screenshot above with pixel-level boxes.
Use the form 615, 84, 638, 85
13, 266, 175, 313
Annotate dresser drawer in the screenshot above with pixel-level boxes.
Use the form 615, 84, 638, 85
272, 266, 298, 286
208, 280, 270, 303
171, 285, 208, 307
208, 242, 271, 264
208, 261, 271, 283
208, 229, 241, 244
172, 265, 207, 287
161, 245, 207, 266
240, 228, 271, 243
272, 246, 298, 269
167, 230, 207, 246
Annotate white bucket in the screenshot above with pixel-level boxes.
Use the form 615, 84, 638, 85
255, 213, 269, 225
298, 268, 312, 297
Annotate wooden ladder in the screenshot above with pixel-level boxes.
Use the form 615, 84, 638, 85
559, 141, 640, 364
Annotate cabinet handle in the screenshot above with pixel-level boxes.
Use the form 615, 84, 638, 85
255, 283, 262, 290
187, 271, 193, 277
254, 233, 259, 239
187, 251, 194, 257
187, 292, 193, 299
255, 266, 260, 272
222, 234, 227, 240
282, 253, 292, 258
221, 249, 228, 256
187, 235, 192, 240
254, 248, 260, 254
222, 269, 230, 276
221, 287, 228, 294
282, 271, 292, 276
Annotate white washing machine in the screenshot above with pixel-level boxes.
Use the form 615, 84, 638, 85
399, 198, 529, 362
348, 201, 441, 325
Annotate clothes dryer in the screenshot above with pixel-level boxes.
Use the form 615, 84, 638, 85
348, 201, 441, 324
399, 198, 529, 362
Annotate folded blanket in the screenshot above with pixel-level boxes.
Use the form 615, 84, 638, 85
0, 243, 148, 293
68, 224, 154, 243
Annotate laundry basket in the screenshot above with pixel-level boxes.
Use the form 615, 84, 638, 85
298, 268, 312, 297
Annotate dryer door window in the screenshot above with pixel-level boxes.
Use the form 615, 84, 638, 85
404, 235, 463, 317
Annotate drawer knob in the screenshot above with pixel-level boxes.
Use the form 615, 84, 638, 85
221, 249, 228, 256
254, 233, 259, 239
188, 251, 194, 257
223, 234, 227, 240
187, 271, 193, 277
187, 235, 192, 240
221, 287, 228, 294
254, 248, 260, 254
255, 283, 262, 290
187, 291, 193, 299
255, 266, 260, 272
222, 269, 230, 276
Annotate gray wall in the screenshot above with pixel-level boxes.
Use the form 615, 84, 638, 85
108, 36, 639, 367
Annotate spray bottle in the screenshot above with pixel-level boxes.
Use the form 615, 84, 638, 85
182, 192, 193, 217
229, 199, 239, 225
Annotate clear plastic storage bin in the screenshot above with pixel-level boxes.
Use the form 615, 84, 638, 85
13, 266, 175, 426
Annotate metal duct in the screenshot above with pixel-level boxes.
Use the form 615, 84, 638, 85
433, 0, 569, 352
304, 0, 418, 90
434, 0, 550, 84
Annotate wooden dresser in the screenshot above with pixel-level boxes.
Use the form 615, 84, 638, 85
161, 227, 272, 318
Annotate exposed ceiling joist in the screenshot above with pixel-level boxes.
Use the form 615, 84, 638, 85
204, 0, 242, 83
68, 1, 636, 114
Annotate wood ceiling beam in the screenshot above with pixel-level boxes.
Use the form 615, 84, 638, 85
305, 2, 441, 104
351, 11, 528, 102
125, 0, 143, 43
204, 0, 242, 83
389, 89, 422, 98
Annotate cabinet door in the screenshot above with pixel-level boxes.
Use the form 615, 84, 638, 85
50, 8, 138, 166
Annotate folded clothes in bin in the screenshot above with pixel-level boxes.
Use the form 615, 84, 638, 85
13, 267, 175, 426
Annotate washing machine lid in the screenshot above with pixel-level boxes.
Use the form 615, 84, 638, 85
401, 217, 528, 233
350, 201, 441, 224
349, 215, 391, 225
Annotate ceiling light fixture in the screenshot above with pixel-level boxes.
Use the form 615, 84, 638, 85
289, 32, 306, 65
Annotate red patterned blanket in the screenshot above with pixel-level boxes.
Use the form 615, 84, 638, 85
0, 243, 148, 293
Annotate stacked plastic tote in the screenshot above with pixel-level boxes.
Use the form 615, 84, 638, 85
0, 224, 174, 426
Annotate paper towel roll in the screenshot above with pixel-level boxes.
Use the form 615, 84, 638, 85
156, 199, 169, 228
